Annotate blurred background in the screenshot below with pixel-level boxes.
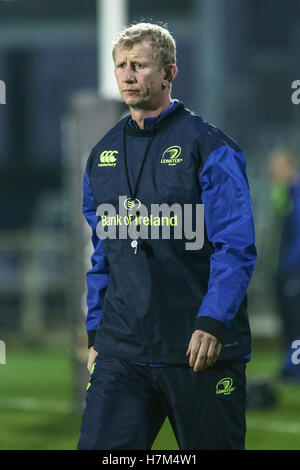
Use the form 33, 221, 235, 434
0, 0, 300, 450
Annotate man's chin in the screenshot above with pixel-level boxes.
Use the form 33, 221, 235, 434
123, 95, 147, 109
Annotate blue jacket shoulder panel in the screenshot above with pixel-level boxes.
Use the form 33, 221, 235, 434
180, 111, 241, 165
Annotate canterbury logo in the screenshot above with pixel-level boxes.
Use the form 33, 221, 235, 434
161, 146, 183, 166
98, 150, 118, 167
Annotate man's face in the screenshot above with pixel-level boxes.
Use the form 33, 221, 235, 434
114, 40, 167, 109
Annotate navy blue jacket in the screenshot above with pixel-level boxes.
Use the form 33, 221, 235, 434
82, 99, 257, 364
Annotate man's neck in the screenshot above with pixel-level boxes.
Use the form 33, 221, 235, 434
129, 99, 172, 129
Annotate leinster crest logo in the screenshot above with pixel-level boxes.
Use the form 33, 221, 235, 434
160, 146, 183, 166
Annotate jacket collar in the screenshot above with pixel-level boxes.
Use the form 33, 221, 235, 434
125, 99, 186, 137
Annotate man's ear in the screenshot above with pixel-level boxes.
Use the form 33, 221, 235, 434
162, 64, 178, 88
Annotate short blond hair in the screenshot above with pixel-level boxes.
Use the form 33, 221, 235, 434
112, 22, 176, 68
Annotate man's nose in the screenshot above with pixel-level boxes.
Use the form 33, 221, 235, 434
122, 65, 136, 82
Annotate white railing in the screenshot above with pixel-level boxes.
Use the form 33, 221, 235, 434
0, 230, 68, 340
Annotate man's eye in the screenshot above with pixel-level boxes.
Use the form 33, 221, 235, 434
135, 63, 144, 70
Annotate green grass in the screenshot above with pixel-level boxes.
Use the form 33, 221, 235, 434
0, 347, 79, 450
0, 342, 299, 450
245, 344, 300, 450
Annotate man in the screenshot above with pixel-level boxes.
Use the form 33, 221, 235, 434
77, 23, 257, 450
268, 147, 300, 382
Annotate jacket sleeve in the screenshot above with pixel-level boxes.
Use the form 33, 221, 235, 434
83, 169, 109, 348
195, 144, 257, 341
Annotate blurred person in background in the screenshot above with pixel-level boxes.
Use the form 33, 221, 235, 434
268, 147, 300, 382
77, 22, 257, 450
